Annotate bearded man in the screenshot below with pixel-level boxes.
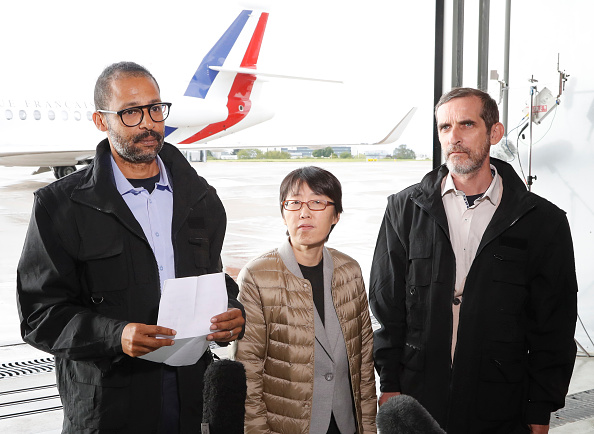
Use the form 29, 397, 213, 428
369, 87, 577, 434
17, 62, 245, 433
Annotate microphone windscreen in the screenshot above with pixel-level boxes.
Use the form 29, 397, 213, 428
376, 394, 445, 434
202, 359, 247, 434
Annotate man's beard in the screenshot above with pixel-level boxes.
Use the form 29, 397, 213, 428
109, 130, 164, 164
445, 136, 490, 175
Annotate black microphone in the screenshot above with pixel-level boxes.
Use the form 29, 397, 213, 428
376, 394, 445, 434
201, 359, 247, 434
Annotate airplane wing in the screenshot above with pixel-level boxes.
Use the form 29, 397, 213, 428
376, 107, 417, 145
208, 66, 343, 84
0, 150, 94, 166
184, 107, 417, 151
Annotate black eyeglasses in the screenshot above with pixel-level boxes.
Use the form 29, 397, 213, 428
282, 200, 335, 211
97, 102, 172, 127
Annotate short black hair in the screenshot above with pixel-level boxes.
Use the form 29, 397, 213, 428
279, 166, 343, 240
94, 61, 159, 110
435, 87, 499, 132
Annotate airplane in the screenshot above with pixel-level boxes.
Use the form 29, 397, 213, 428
0, 9, 416, 179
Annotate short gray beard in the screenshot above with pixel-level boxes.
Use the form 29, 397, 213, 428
445, 136, 490, 176
108, 129, 164, 164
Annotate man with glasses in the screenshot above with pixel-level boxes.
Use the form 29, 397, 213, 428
17, 62, 245, 433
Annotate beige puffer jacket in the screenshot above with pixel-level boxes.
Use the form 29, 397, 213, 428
232, 242, 377, 433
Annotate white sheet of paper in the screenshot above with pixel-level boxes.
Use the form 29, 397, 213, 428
139, 272, 228, 366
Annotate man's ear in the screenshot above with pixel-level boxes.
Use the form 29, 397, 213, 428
92, 112, 108, 132
490, 122, 505, 145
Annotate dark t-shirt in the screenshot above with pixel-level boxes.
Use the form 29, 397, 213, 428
299, 259, 325, 325
128, 173, 161, 193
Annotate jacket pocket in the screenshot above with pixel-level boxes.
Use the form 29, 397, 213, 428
406, 243, 431, 331
79, 227, 128, 290
407, 241, 432, 285
492, 246, 527, 286
58, 358, 130, 430
401, 341, 425, 371
399, 343, 425, 397
490, 247, 528, 322
477, 350, 526, 421
79, 236, 129, 317
189, 234, 211, 268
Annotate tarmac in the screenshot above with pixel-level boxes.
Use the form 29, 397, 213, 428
0, 160, 592, 433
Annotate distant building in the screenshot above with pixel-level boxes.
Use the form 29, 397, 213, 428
182, 150, 208, 162
363, 149, 390, 159
331, 146, 352, 156
281, 146, 352, 158
281, 146, 314, 158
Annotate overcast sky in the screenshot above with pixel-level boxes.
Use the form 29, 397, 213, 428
1, 0, 436, 155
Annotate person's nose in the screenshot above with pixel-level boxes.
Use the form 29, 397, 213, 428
299, 204, 312, 219
449, 125, 462, 145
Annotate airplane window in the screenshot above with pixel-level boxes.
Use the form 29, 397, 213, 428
48, 110, 55, 120
62, 111, 68, 121
86, 111, 92, 121
5, 110, 13, 120
34, 110, 41, 120
74, 111, 81, 121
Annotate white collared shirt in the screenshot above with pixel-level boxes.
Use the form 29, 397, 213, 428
441, 164, 503, 359
111, 155, 175, 291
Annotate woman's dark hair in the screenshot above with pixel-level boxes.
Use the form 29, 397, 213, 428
279, 166, 343, 240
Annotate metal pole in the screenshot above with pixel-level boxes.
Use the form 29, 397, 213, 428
433, 0, 445, 169
477, 0, 490, 90
452, 0, 464, 88
528, 84, 536, 191
501, 0, 511, 133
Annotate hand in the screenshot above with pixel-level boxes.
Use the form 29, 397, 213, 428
378, 391, 401, 406
207, 308, 245, 342
121, 323, 176, 357
529, 424, 549, 434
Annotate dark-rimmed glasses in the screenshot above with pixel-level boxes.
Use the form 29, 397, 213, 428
282, 200, 335, 211
97, 102, 172, 127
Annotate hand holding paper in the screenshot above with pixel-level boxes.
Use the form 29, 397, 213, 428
139, 272, 228, 366
121, 323, 177, 358
207, 307, 245, 342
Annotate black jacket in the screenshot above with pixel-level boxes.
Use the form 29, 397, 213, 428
369, 158, 577, 433
17, 139, 244, 433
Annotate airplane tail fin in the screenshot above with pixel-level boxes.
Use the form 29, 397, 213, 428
167, 10, 271, 144
184, 10, 268, 101
167, 9, 340, 145
376, 107, 417, 145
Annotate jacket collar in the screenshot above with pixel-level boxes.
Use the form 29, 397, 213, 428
277, 238, 334, 281
70, 138, 212, 240
412, 157, 537, 251
278, 238, 337, 356
479, 159, 537, 251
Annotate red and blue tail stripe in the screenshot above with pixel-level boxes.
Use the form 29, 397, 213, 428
184, 10, 253, 100
176, 11, 269, 144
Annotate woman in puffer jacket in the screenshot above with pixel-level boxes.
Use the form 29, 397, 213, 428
232, 166, 376, 434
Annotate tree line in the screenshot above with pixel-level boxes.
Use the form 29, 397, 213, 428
226, 144, 416, 160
